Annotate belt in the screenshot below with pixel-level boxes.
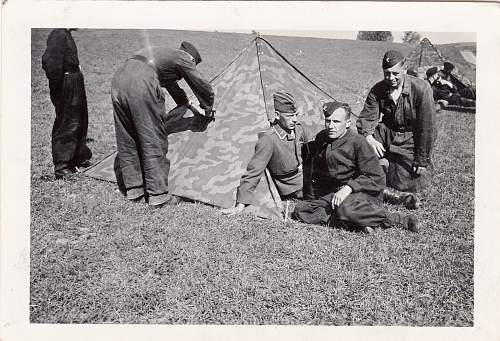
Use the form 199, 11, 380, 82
130, 55, 158, 74
63, 66, 80, 74
273, 167, 302, 179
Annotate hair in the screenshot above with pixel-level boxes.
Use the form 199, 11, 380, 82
324, 102, 352, 121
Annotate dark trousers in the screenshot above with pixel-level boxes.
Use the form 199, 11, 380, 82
374, 123, 432, 192
293, 192, 386, 229
49, 71, 91, 171
111, 60, 169, 204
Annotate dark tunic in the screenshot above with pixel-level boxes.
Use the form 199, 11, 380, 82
236, 123, 309, 205
356, 74, 437, 192
431, 81, 476, 107
293, 129, 387, 228
111, 46, 214, 205
41, 28, 91, 171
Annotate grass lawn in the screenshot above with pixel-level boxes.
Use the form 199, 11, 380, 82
30, 29, 474, 325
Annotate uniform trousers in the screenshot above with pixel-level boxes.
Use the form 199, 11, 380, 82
50, 71, 92, 171
293, 191, 386, 228
111, 60, 170, 205
374, 123, 433, 193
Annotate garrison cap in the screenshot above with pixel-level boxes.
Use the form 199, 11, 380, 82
322, 101, 352, 118
426, 66, 439, 78
273, 91, 297, 113
180, 41, 202, 64
443, 61, 455, 72
382, 50, 405, 69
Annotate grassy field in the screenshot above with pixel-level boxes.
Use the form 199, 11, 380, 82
30, 29, 474, 325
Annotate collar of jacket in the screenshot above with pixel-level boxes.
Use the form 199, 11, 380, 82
384, 74, 411, 97
326, 128, 353, 150
272, 123, 296, 140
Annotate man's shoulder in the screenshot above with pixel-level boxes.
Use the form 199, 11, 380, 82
407, 75, 431, 93
368, 80, 388, 97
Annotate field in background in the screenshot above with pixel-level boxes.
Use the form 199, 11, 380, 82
30, 29, 474, 325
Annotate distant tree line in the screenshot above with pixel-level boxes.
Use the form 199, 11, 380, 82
356, 31, 422, 45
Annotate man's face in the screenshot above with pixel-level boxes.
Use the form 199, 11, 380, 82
428, 73, 439, 84
277, 110, 298, 131
383, 62, 405, 89
325, 107, 350, 140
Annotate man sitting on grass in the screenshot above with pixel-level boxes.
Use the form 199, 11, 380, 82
293, 101, 418, 234
222, 91, 310, 215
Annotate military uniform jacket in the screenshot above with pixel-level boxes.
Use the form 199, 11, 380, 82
134, 46, 214, 110
311, 129, 386, 198
42, 29, 80, 85
236, 123, 309, 205
356, 75, 437, 167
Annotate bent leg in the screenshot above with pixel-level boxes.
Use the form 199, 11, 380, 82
335, 192, 386, 228
292, 193, 334, 225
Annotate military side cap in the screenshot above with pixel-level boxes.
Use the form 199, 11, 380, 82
443, 61, 455, 72
322, 101, 351, 117
426, 66, 439, 78
382, 50, 405, 69
180, 41, 202, 64
273, 91, 297, 113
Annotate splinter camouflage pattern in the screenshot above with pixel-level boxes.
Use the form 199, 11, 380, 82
405, 38, 474, 87
84, 37, 335, 219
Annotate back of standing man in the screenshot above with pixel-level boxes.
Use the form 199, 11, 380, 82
42, 28, 92, 179
111, 42, 214, 207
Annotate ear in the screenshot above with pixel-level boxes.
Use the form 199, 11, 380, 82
346, 118, 351, 129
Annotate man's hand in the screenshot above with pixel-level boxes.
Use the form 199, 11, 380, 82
331, 185, 353, 208
366, 135, 386, 158
412, 166, 427, 175
221, 202, 245, 215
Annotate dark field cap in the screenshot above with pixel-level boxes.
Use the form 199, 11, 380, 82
322, 101, 351, 117
443, 61, 455, 72
426, 66, 439, 78
273, 91, 297, 113
180, 41, 202, 64
382, 50, 405, 69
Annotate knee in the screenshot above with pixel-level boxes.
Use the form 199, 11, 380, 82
336, 200, 355, 221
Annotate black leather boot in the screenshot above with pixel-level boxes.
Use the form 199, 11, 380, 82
382, 212, 419, 233
383, 187, 421, 209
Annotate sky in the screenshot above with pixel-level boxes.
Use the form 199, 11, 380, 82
222, 30, 476, 44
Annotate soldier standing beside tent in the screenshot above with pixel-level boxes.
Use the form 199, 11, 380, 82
357, 50, 437, 208
42, 28, 92, 179
222, 91, 310, 215
111, 42, 214, 207
293, 101, 418, 233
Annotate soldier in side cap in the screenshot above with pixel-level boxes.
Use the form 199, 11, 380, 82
293, 101, 418, 233
111, 41, 214, 207
221, 91, 311, 215
356, 50, 437, 208
438, 61, 476, 101
42, 28, 92, 179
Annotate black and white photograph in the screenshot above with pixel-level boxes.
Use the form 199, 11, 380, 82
2, 1, 500, 340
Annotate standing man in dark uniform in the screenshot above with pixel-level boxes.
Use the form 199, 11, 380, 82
222, 91, 310, 215
42, 28, 92, 179
111, 42, 214, 207
293, 102, 418, 234
357, 50, 437, 209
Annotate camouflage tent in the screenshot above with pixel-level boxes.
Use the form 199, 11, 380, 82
405, 37, 474, 88
84, 36, 335, 220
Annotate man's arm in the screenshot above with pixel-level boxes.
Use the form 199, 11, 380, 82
41, 29, 67, 86
356, 85, 386, 158
346, 137, 386, 194
413, 82, 437, 169
178, 60, 214, 111
164, 82, 189, 107
235, 135, 274, 205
